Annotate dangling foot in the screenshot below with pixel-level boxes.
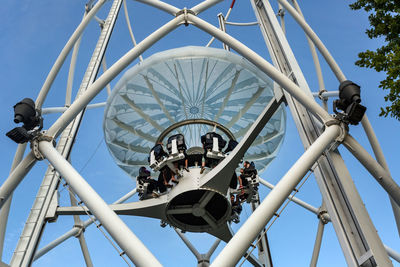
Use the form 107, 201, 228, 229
200, 167, 205, 174
184, 167, 189, 172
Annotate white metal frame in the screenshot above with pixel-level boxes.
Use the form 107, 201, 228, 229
1, 0, 399, 266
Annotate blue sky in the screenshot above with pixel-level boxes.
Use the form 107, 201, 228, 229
0, 0, 399, 266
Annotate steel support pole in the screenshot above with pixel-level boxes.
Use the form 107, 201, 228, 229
35, 0, 107, 109
310, 219, 325, 267
65, 19, 84, 107
47, 15, 184, 138
123, 0, 144, 62
211, 125, 340, 267
0, 143, 27, 260
42, 102, 107, 115
175, 229, 201, 259
259, 177, 320, 215
250, 1, 392, 265
250, 195, 273, 267
385, 245, 400, 263
343, 134, 400, 206
205, 239, 221, 259
38, 141, 161, 267
77, 234, 93, 267
69, 189, 93, 267
361, 115, 400, 236
290, 0, 327, 110
134, 0, 179, 15
191, 0, 224, 14
0, 152, 37, 210
33, 187, 137, 261
33, 222, 90, 261
276, 0, 346, 82
12, 2, 125, 264
187, 14, 332, 123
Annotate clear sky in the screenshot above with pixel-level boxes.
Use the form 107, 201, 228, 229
0, 0, 399, 266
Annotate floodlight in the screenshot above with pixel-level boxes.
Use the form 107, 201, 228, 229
6, 98, 43, 143
333, 80, 366, 125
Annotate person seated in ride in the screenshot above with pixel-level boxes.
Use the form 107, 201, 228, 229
158, 165, 178, 188
200, 132, 226, 174
243, 160, 257, 177
137, 166, 160, 199
150, 142, 179, 187
167, 134, 189, 174
238, 161, 258, 200
238, 161, 255, 199
174, 154, 189, 173
230, 194, 242, 223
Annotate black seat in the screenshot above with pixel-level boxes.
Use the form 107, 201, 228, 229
167, 134, 187, 154
150, 144, 168, 162
201, 132, 226, 151
224, 139, 238, 153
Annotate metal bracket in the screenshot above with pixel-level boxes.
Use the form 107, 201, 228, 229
357, 249, 373, 266
73, 222, 85, 238
317, 89, 328, 101
176, 8, 195, 26
324, 119, 347, 144
276, 8, 285, 18
45, 190, 59, 223
30, 133, 56, 160
317, 209, 330, 224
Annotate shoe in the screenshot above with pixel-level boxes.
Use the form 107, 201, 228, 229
171, 180, 179, 184
184, 167, 189, 172
152, 191, 160, 198
200, 167, 205, 174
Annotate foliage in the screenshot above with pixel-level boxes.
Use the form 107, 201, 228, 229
350, 0, 400, 120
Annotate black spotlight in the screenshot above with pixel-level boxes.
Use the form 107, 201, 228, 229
6, 98, 43, 144
333, 80, 366, 125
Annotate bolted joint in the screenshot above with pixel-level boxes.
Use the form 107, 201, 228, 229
73, 222, 85, 238
317, 209, 330, 224
30, 133, 56, 160
318, 89, 328, 101
277, 8, 285, 17
176, 8, 195, 26
324, 120, 348, 143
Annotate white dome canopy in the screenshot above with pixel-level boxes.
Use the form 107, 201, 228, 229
103, 46, 286, 177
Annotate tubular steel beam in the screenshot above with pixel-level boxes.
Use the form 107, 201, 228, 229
310, 220, 325, 267
211, 125, 341, 266
361, 115, 400, 236
35, 0, 107, 109
0, 152, 37, 210
0, 143, 27, 260
343, 134, 400, 206
46, 15, 185, 138
33, 188, 137, 261
276, 0, 346, 82
249, 1, 392, 265
38, 141, 162, 267
187, 14, 332, 123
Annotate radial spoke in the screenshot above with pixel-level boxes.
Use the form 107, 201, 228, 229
167, 206, 194, 215
199, 191, 215, 208
202, 211, 218, 229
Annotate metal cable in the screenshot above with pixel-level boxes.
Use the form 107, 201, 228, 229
78, 138, 104, 173
65, 180, 132, 266
43, 158, 132, 266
